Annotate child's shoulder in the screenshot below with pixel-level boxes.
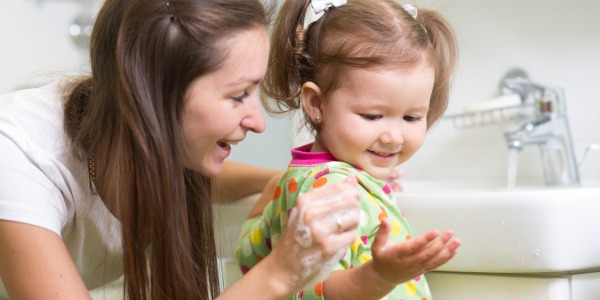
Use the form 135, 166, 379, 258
286, 160, 367, 183
286, 161, 392, 198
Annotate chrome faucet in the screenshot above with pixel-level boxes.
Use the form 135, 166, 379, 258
501, 71, 580, 186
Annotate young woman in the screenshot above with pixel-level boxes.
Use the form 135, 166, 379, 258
0, 0, 361, 299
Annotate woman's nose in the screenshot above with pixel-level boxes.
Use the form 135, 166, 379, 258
241, 99, 266, 133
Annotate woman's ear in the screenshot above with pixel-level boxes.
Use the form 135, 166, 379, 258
301, 82, 323, 123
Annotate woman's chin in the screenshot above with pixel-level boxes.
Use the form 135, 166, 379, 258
185, 160, 223, 178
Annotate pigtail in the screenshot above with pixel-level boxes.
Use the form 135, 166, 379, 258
260, 0, 312, 115
417, 9, 458, 127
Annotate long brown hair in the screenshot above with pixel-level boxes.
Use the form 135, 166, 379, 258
262, 0, 457, 131
63, 0, 268, 298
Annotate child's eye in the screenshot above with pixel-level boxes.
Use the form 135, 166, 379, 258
233, 91, 250, 102
404, 115, 421, 122
361, 114, 382, 121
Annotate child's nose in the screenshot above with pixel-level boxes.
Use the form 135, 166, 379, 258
381, 127, 403, 145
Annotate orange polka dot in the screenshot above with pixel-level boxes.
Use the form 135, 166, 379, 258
314, 281, 324, 296
313, 177, 328, 188
288, 178, 298, 193
377, 207, 388, 222
405, 235, 412, 240
272, 186, 281, 199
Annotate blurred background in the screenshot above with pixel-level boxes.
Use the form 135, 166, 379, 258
2, 0, 599, 186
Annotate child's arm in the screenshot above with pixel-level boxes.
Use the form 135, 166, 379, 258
323, 218, 461, 300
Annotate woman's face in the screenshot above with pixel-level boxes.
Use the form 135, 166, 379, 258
182, 27, 269, 176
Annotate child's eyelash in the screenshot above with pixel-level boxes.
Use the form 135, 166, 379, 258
361, 114, 382, 121
404, 115, 422, 122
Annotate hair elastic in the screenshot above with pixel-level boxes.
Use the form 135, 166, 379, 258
164, 0, 175, 21
401, 4, 427, 33
401, 4, 418, 20
303, 0, 347, 30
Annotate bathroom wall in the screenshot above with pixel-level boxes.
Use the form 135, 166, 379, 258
402, 0, 600, 185
2, 0, 599, 183
0, 0, 293, 170
0, 1, 89, 93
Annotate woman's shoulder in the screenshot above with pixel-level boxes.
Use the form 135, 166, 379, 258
0, 81, 91, 235
0, 82, 65, 141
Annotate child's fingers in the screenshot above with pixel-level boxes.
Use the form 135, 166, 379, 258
419, 231, 462, 270
399, 230, 440, 256
343, 175, 359, 189
384, 170, 404, 192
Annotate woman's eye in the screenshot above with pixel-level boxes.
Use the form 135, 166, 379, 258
233, 91, 250, 102
361, 114, 382, 121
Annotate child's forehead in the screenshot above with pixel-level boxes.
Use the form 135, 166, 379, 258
337, 63, 431, 85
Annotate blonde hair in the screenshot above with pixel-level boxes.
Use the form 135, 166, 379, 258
262, 0, 457, 130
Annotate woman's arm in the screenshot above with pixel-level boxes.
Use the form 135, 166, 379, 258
220, 176, 362, 300
214, 161, 282, 204
0, 220, 91, 299
218, 253, 295, 300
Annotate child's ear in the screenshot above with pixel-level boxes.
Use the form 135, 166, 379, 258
301, 81, 323, 122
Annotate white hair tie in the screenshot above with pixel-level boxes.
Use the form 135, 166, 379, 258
303, 0, 347, 30
401, 4, 418, 20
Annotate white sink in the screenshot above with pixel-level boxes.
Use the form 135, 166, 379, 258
214, 180, 600, 281
398, 180, 600, 274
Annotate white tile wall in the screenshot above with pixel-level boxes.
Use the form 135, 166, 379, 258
3, 0, 599, 182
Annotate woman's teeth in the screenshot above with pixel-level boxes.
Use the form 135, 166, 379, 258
218, 140, 238, 148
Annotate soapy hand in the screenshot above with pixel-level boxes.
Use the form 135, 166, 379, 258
370, 218, 461, 286
269, 176, 361, 289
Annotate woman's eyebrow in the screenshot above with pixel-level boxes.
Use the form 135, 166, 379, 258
226, 77, 263, 87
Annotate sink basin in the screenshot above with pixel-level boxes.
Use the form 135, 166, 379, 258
214, 179, 600, 282
398, 180, 600, 274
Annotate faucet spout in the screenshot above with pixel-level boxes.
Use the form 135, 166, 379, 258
503, 95, 580, 186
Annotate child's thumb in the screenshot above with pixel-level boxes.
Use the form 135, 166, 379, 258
372, 218, 391, 253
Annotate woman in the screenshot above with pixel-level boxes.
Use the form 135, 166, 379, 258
0, 0, 361, 299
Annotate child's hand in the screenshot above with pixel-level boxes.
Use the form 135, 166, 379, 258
385, 169, 405, 192
370, 218, 461, 285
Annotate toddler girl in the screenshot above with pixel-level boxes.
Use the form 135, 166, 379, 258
236, 0, 461, 299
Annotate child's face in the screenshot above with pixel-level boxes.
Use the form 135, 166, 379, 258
313, 63, 434, 179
